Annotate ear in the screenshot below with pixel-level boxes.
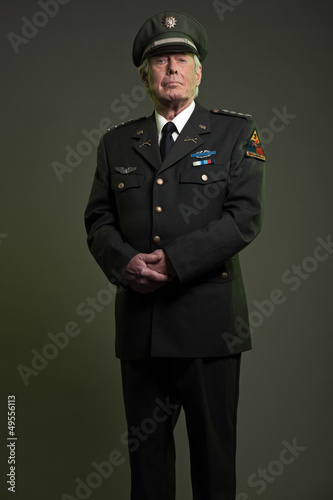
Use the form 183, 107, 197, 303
195, 65, 202, 87
140, 70, 149, 89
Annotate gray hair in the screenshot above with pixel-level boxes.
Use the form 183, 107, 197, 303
139, 53, 202, 98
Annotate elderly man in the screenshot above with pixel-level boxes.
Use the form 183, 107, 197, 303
85, 10, 265, 500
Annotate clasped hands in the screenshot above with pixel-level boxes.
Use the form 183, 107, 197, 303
124, 249, 176, 294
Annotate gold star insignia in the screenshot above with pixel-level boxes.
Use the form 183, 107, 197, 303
162, 14, 177, 29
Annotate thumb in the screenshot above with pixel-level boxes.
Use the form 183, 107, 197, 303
141, 252, 163, 264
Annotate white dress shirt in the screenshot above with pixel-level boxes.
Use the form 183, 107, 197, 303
155, 100, 196, 145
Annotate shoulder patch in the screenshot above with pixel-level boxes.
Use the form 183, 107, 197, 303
107, 117, 145, 132
246, 130, 265, 161
210, 108, 252, 119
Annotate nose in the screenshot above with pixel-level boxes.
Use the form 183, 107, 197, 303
167, 58, 178, 74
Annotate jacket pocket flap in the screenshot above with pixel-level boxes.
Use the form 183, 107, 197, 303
179, 166, 228, 185
111, 173, 144, 191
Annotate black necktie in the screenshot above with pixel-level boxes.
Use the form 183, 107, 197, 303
160, 122, 177, 161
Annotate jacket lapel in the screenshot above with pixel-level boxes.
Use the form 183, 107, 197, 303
132, 113, 161, 170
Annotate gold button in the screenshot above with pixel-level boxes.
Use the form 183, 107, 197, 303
153, 236, 161, 244
201, 174, 208, 181
118, 182, 125, 190
156, 178, 164, 185
154, 206, 162, 214
221, 272, 228, 279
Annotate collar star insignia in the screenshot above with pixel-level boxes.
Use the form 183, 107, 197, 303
162, 14, 177, 29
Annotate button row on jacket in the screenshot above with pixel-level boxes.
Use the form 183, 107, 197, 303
153, 179, 164, 243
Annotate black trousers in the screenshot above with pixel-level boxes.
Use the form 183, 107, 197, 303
121, 355, 241, 500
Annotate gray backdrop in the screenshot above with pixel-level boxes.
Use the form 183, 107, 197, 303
1, 0, 332, 499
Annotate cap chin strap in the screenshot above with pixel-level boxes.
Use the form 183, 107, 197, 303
142, 37, 197, 60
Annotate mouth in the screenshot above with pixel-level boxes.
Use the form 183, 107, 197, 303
163, 81, 182, 86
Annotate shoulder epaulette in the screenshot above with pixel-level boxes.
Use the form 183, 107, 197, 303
210, 108, 252, 119
107, 116, 145, 132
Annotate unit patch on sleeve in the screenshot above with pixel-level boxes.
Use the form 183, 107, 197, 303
246, 130, 266, 161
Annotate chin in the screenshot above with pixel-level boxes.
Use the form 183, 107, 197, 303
164, 91, 186, 101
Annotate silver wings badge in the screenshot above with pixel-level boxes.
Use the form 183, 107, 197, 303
115, 167, 137, 174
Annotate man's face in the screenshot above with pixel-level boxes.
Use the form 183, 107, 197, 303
142, 52, 202, 108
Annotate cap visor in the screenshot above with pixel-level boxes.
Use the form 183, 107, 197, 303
145, 43, 197, 59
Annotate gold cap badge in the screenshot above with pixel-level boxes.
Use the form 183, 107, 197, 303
162, 14, 177, 29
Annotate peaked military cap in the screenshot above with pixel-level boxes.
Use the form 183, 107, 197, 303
132, 10, 208, 67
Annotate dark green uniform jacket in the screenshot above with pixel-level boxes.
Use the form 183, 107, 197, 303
84, 102, 265, 359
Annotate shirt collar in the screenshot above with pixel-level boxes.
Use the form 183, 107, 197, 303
155, 100, 196, 140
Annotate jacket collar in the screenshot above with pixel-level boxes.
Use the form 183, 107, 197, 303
132, 102, 211, 171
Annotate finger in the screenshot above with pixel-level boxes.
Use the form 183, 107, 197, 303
141, 268, 169, 282
151, 249, 164, 257
140, 252, 163, 264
